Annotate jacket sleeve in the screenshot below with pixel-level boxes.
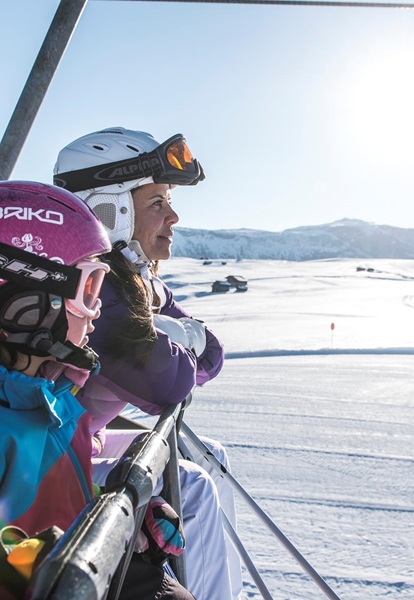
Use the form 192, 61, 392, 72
158, 278, 224, 385
82, 280, 197, 420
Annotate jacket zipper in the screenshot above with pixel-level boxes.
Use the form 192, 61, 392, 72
49, 427, 92, 503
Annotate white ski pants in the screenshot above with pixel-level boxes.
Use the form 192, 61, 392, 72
92, 430, 243, 600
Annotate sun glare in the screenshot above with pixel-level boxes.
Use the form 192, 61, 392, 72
337, 43, 414, 171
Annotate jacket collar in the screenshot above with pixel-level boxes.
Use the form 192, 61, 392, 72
0, 365, 84, 428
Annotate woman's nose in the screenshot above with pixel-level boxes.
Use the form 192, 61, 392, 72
166, 205, 179, 224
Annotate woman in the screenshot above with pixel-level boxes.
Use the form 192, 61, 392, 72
54, 127, 243, 600
0, 181, 196, 600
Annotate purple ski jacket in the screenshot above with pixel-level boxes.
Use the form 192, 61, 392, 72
77, 275, 224, 434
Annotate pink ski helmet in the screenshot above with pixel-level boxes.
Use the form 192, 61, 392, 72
0, 181, 110, 269
0, 181, 111, 364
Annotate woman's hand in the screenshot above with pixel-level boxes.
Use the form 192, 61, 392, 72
153, 314, 206, 357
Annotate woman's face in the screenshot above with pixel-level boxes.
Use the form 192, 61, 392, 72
132, 183, 179, 261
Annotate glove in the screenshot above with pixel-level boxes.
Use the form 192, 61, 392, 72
139, 496, 185, 566
179, 318, 207, 357
153, 314, 206, 357
153, 314, 189, 348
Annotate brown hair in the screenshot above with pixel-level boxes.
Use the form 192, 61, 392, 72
103, 249, 157, 363
0, 343, 17, 370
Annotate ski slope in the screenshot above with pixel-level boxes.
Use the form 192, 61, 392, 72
125, 257, 414, 599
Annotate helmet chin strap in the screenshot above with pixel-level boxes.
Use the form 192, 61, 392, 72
2, 329, 99, 371
0, 293, 98, 371
115, 237, 161, 309
122, 238, 150, 267
49, 340, 99, 370
37, 311, 98, 370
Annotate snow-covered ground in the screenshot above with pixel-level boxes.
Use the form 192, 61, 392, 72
126, 257, 414, 599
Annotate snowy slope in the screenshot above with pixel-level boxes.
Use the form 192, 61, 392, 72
172, 219, 414, 261
124, 257, 414, 599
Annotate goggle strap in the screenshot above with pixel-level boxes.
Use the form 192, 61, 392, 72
54, 152, 161, 193
0, 242, 80, 298
39, 294, 63, 330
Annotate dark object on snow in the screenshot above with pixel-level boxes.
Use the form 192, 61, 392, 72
226, 275, 247, 286
211, 276, 248, 293
221, 262, 227, 265
226, 275, 248, 291
356, 266, 365, 272
212, 281, 231, 293
367, 267, 374, 273
203, 260, 212, 265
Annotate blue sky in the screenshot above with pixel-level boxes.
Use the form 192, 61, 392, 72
2, 0, 414, 232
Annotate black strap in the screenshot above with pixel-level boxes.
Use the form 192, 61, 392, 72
0, 243, 80, 298
54, 153, 161, 193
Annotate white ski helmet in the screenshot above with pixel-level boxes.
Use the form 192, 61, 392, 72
54, 127, 204, 263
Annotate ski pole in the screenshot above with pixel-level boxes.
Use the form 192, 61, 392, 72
181, 421, 342, 600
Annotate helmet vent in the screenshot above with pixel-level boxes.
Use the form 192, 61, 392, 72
126, 144, 140, 153
3, 296, 40, 328
93, 145, 106, 151
93, 202, 117, 231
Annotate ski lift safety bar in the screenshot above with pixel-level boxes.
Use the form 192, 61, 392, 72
1, 0, 414, 181
26, 401, 185, 600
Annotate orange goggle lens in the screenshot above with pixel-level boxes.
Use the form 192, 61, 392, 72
83, 268, 106, 311
166, 140, 195, 172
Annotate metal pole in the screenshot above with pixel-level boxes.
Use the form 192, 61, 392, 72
162, 401, 189, 586
221, 511, 274, 600
164, 426, 187, 587
0, 0, 88, 180
27, 403, 181, 600
181, 422, 342, 600
106, 402, 183, 600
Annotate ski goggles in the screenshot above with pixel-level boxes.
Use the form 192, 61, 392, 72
65, 259, 110, 318
54, 134, 205, 193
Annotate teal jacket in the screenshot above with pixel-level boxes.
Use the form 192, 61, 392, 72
0, 365, 93, 536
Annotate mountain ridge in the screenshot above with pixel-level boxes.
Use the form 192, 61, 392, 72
171, 218, 414, 261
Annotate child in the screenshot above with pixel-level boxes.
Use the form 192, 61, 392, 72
0, 181, 195, 600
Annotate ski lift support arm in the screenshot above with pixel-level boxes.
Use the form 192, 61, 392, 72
0, 0, 88, 181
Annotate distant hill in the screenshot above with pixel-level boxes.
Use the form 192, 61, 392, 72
171, 218, 414, 261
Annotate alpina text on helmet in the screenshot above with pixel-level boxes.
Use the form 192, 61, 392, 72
0, 207, 64, 224
95, 157, 161, 182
